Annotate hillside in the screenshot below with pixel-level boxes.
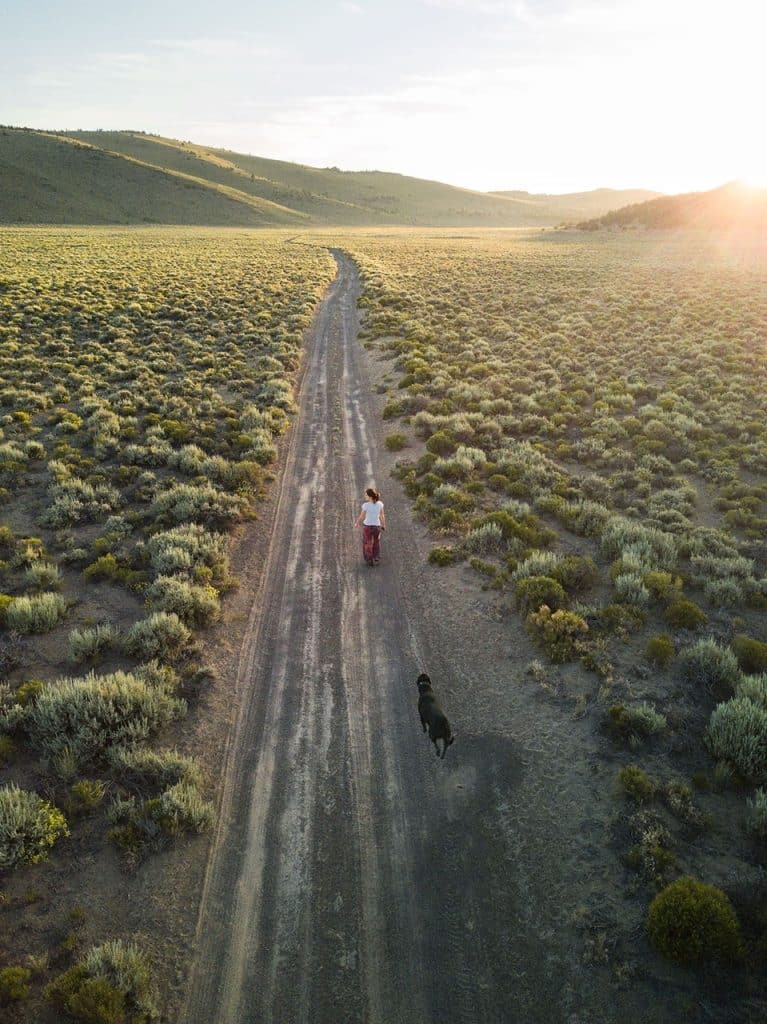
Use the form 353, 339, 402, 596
2, 126, 660, 226
577, 181, 767, 231
0, 128, 304, 226
488, 187, 660, 221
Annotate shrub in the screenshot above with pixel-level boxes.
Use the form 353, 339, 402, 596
108, 782, 213, 858
0, 735, 14, 765
151, 781, 214, 836
706, 696, 767, 782
746, 788, 767, 841
526, 605, 588, 662
515, 576, 566, 614
647, 877, 743, 964
107, 746, 203, 789
6, 592, 67, 633
0, 965, 32, 1003
463, 522, 505, 556
24, 561, 62, 591
152, 482, 244, 527
619, 765, 656, 802
704, 577, 746, 608
145, 523, 229, 581
646, 634, 675, 667
67, 623, 121, 664
643, 570, 682, 601
23, 670, 186, 772
69, 780, 106, 815
680, 638, 742, 696
737, 673, 767, 710
46, 940, 159, 1023
550, 555, 598, 593
0, 784, 69, 869
613, 572, 650, 607
145, 575, 219, 626
124, 613, 192, 662
385, 433, 408, 451
732, 634, 767, 674
428, 546, 456, 566
511, 550, 562, 582
608, 703, 667, 743
15, 678, 43, 706
425, 430, 455, 456
664, 597, 707, 630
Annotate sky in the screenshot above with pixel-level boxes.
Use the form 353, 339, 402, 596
3, 0, 765, 194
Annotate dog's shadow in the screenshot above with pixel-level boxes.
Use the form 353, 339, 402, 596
427, 732, 523, 824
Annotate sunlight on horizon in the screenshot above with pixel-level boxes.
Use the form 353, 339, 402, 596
3, 0, 765, 195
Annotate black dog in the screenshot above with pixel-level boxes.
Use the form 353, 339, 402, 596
417, 673, 454, 759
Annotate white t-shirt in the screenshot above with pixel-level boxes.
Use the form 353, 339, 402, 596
361, 500, 384, 526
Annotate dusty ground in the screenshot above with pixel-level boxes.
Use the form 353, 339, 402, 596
169, 252, 740, 1024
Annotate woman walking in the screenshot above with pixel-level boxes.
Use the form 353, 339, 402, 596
354, 488, 386, 566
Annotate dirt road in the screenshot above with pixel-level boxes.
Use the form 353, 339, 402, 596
180, 252, 675, 1024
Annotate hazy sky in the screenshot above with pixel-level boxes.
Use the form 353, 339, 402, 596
4, 0, 765, 193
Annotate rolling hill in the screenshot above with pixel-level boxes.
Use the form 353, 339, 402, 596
1, 126, 659, 227
488, 187, 660, 222
576, 181, 767, 231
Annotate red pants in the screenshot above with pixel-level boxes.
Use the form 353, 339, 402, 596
362, 525, 381, 563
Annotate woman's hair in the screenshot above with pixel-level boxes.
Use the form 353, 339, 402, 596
365, 487, 380, 502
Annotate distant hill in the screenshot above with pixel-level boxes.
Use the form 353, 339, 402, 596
576, 181, 767, 231
488, 187, 660, 222
0, 126, 660, 227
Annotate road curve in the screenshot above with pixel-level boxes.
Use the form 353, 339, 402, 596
180, 251, 585, 1024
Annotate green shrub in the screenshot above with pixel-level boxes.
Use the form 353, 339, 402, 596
643, 570, 682, 601
515, 576, 566, 615
0, 784, 69, 869
0, 734, 15, 765
124, 612, 192, 662
618, 765, 656, 802
23, 669, 186, 772
6, 592, 67, 633
665, 598, 707, 630
67, 623, 121, 664
680, 638, 743, 696
428, 546, 456, 566
69, 780, 106, 815
384, 433, 408, 451
152, 482, 245, 527
145, 575, 220, 626
0, 593, 13, 623
145, 524, 229, 580
0, 965, 32, 1003
109, 782, 213, 857
737, 673, 767, 710
746, 788, 767, 841
608, 703, 667, 743
46, 940, 158, 1024
463, 522, 505, 556
613, 572, 650, 607
647, 877, 743, 964
526, 605, 588, 662
108, 746, 203, 789
732, 634, 767, 674
645, 634, 675, 667
15, 678, 43, 705
706, 696, 767, 782
550, 555, 598, 593
24, 561, 62, 591
425, 430, 456, 456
